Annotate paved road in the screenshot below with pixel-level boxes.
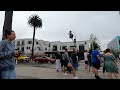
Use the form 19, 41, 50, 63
16, 60, 120, 79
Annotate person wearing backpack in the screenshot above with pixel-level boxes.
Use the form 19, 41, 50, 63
63, 48, 70, 75
0, 30, 19, 79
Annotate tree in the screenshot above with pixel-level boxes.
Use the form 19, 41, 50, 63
90, 33, 101, 50
2, 11, 13, 40
28, 14, 42, 58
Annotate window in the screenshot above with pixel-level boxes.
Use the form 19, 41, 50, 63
17, 41, 20, 45
37, 47, 41, 51
49, 44, 50, 47
45, 48, 47, 51
36, 42, 38, 44
79, 45, 84, 51
62, 46, 67, 50
53, 46, 57, 51
28, 41, 32, 44
60, 46, 61, 50
22, 40, 25, 45
70, 46, 74, 50
21, 47, 24, 51
27, 47, 31, 50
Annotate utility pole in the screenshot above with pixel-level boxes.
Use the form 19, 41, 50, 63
74, 36, 76, 49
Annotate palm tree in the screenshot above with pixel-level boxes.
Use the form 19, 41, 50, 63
28, 14, 42, 59
2, 11, 13, 40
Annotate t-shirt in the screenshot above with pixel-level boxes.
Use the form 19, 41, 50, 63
92, 50, 100, 63
84, 52, 88, 61
63, 52, 70, 61
71, 53, 77, 63
55, 53, 61, 59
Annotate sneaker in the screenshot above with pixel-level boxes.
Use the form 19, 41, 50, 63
95, 76, 102, 79
64, 73, 68, 75
73, 76, 78, 79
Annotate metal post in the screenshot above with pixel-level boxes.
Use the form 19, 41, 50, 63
74, 36, 76, 49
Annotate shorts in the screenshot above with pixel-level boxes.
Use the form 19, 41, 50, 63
72, 63, 78, 70
63, 60, 68, 67
92, 62, 101, 69
88, 60, 92, 67
85, 61, 88, 64
60, 60, 64, 67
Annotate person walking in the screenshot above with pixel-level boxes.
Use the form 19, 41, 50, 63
71, 49, 79, 79
55, 52, 61, 72
104, 48, 118, 79
87, 50, 92, 72
0, 30, 19, 79
63, 48, 70, 75
84, 50, 89, 71
60, 52, 64, 72
92, 46, 102, 79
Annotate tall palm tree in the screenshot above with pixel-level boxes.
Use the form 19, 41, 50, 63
2, 11, 13, 40
28, 14, 42, 58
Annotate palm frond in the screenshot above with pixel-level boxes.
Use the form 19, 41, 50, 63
28, 14, 42, 28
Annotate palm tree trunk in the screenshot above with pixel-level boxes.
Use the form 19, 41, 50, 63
31, 26, 36, 59
2, 11, 13, 40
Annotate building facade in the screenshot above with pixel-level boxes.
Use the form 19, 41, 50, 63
14, 38, 90, 55
107, 36, 120, 51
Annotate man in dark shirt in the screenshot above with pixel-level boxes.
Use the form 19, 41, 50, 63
92, 46, 102, 79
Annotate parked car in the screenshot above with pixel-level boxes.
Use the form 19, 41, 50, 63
33, 56, 56, 64
16, 55, 30, 62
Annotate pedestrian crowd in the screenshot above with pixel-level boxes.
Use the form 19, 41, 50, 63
55, 46, 119, 79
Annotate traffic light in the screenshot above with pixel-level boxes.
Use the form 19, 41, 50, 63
70, 33, 73, 39
74, 38, 76, 43
69, 31, 73, 39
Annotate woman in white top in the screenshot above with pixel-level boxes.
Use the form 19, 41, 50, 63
84, 50, 89, 71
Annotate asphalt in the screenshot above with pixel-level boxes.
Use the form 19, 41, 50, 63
16, 60, 120, 79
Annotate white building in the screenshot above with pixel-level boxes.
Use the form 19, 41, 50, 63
14, 38, 90, 55
107, 36, 120, 51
